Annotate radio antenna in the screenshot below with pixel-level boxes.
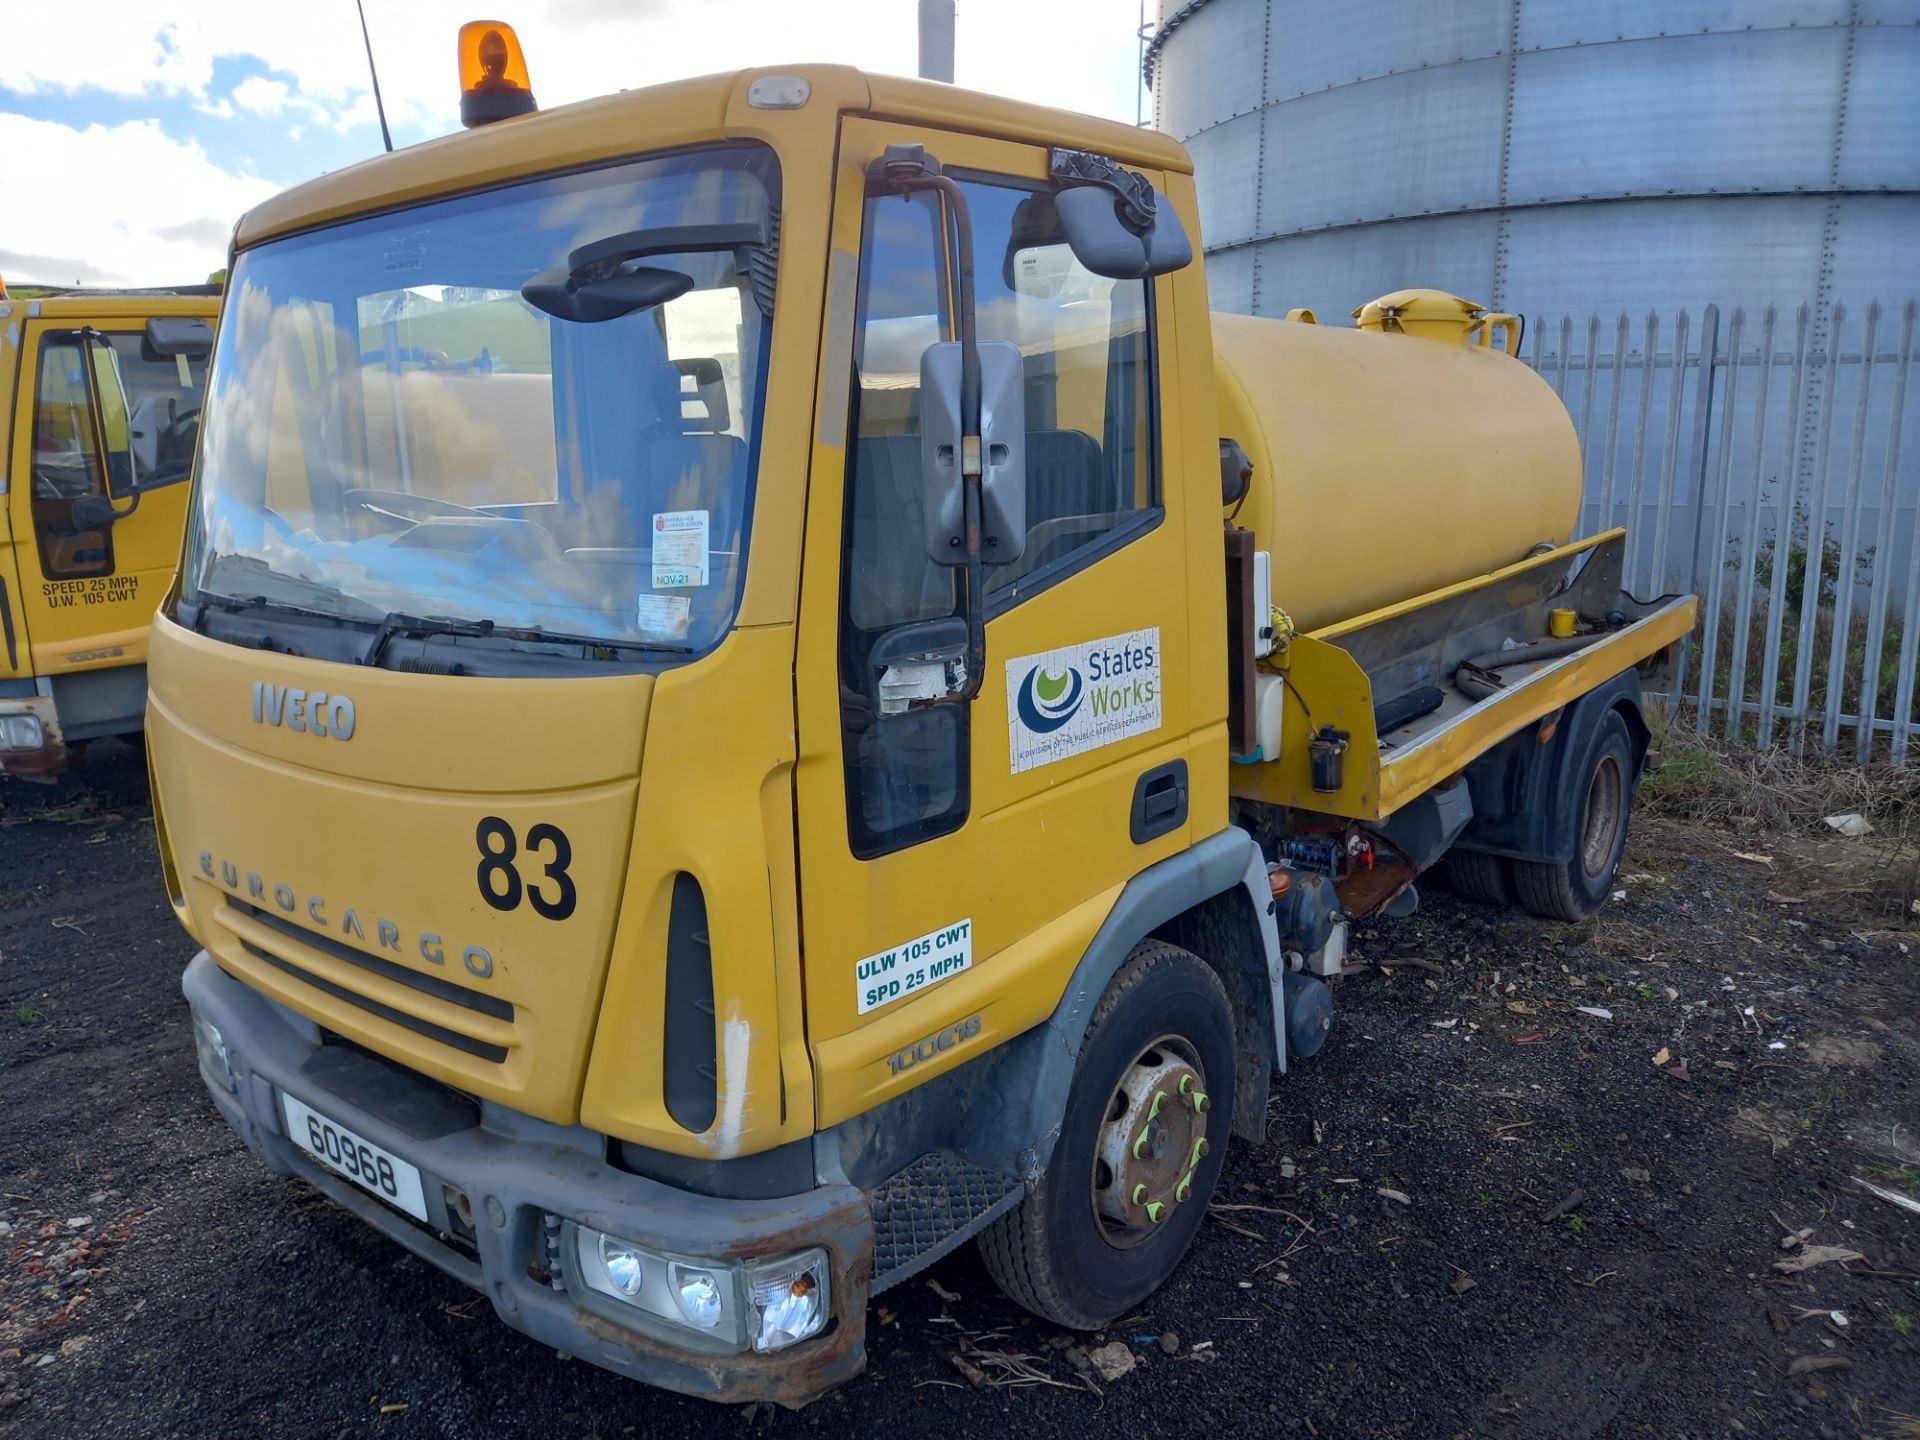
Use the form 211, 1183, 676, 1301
354, 0, 395, 153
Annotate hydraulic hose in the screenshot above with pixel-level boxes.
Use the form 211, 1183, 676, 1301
1453, 635, 1593, 702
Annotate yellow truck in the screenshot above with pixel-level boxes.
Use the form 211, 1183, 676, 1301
148, 34, 1696, 1406
0, 284, 217, 778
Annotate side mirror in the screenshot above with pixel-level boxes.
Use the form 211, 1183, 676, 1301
920, 340, 1026, 567
1050, 148, 1193, 281
871, 616, 969, 715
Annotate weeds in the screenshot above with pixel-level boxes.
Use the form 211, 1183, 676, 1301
1643, 709, 1920, 838
1710, 519, 1917, 740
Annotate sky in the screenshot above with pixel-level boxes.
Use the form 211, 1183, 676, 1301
0, 0, 1153, 288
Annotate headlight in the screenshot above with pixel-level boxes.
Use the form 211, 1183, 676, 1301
192, 1012, 236, 1092
599, 1234, 645, 1296
749, 1249, 829, 1353
561, 1221, 832, 1355
670, 1263, 724, 1328
0, 715, 45, 752
566, 1223, 743, 1351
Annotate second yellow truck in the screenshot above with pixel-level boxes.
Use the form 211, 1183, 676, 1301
147, 38, 1694, 1406
0, 283, 217, 778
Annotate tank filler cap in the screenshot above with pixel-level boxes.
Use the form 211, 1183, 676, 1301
1351, 288, 1483, 342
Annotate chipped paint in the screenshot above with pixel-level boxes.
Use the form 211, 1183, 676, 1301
715, 1010, 753, 1151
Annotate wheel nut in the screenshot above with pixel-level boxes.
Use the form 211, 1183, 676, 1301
1131, 1182, 1148, 1205
1146, 1201, 1165, 1223
1189, 1089, 1209, 1114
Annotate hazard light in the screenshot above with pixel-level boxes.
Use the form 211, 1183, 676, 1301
458, 20, 537, 128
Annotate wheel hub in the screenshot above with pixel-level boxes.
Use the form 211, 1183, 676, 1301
1581, 753, 1624, 878
1092, 1039, 1210, 1244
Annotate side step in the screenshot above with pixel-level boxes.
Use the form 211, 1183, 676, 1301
869, 1152, 1022, 1294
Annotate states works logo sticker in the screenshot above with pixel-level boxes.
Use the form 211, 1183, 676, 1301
1015, 664, 1086, 734
1006, 627, 1161, 774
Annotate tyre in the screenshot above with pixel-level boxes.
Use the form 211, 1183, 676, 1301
978, 940, 1236, 1329
1445, 847, 1513, 906
1514, 709, 1635, 922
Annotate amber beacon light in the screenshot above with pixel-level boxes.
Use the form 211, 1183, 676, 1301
458, 20, 537, 127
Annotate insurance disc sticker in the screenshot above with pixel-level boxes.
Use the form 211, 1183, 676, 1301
634, 593, 691, 640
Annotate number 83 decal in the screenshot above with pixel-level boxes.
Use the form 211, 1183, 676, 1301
475, 816, 577, 921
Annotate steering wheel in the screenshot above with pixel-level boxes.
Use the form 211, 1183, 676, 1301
343, 488, 493, 526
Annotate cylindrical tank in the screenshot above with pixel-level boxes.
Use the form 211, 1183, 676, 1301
1148, 1, 1919, 321
1214, 305, 1581, 631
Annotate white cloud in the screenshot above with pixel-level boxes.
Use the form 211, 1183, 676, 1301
0, 1, 1146, 137
231, 75, 295, 115
0, 2, 1150, 284
0, 114, 277, 286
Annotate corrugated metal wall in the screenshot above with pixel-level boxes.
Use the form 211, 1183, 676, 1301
1151, 0, 1920, 322
1149, 0, 1920, 759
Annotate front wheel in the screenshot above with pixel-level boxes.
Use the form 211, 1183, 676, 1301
978, 940, 1236, 1329
1514, 709, 1636, 921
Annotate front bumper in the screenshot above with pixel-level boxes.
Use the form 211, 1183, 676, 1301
183, 952, 873, 1407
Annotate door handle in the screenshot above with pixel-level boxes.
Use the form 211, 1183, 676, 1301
1130, 759, 1189, 844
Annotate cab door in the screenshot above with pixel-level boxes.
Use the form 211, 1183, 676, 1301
0, 323, 29, 680
793, 117, 1203, 1127
7, 319, 205, 673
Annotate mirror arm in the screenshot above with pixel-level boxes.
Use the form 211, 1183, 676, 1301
883, 158, 986, 705
1049, 147, 1158, 234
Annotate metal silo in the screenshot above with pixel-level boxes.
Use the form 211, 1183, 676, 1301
1148, 2, 1920, 759
1147, 0, 1920, 322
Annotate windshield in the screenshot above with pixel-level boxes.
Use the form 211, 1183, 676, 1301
182, 143, 778, 660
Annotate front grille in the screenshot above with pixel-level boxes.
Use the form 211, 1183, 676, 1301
222, 900, 512, 1064
237, 902, 512, 1020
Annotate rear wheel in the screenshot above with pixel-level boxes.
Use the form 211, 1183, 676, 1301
978, 941, 1235, 1328
1514, 709, 1635, 922
1445, 847, 1513, 906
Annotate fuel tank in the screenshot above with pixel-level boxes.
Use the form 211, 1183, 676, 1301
1212, 297, 1583, 632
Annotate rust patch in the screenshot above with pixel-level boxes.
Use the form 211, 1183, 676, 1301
0, 737, 71, 780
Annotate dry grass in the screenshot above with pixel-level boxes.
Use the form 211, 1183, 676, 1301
1642, 703, 1920, 842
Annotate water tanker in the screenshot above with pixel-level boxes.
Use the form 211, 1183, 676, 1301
1214, 294, 1583, 632
148, 56, 1697, 1409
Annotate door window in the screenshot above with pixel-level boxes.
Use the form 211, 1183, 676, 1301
29, 337, 114, 579
106, 331, 209, 493
27, 330, 209, 580
836, 171, 1161, 858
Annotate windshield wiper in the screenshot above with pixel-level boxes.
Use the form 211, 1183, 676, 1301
200, 557, 382, 621
188, 592, 376, 637
362, 611, 692, 669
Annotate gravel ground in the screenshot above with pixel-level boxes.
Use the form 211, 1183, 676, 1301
3, 743, 1918, 1439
